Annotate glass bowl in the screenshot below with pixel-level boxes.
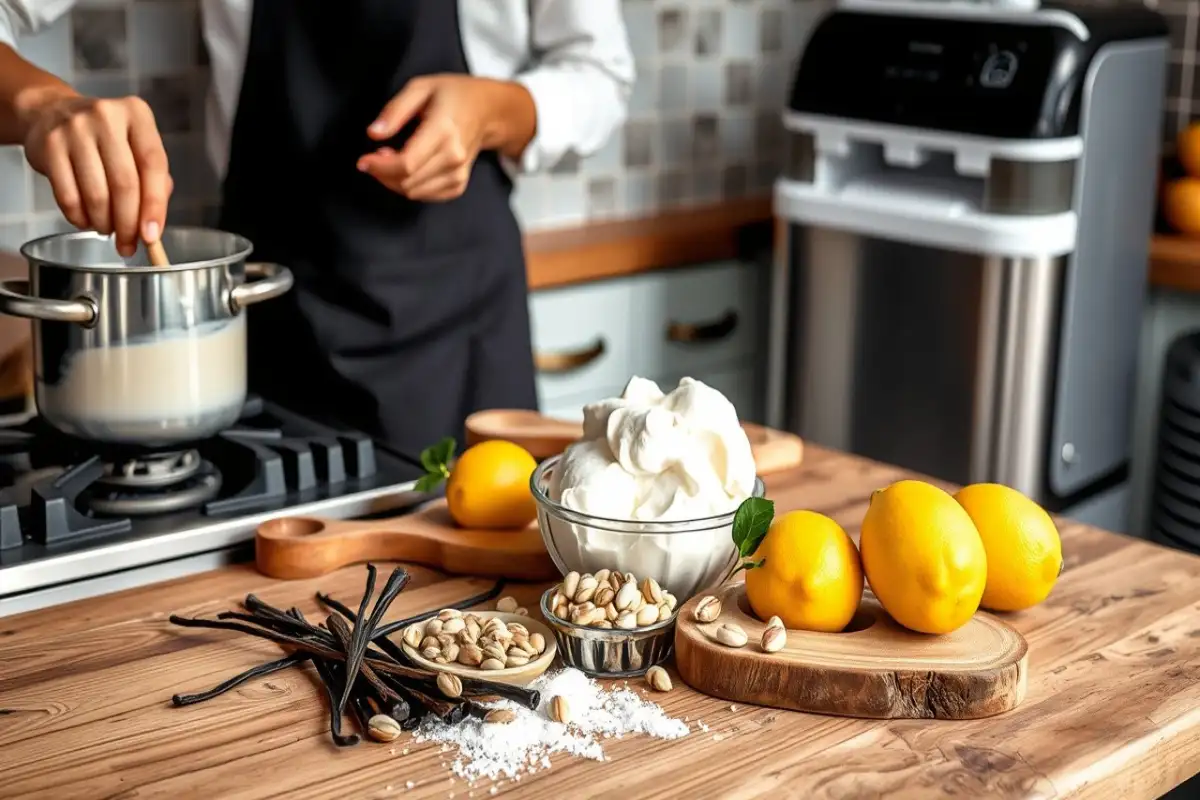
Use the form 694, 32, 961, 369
530, 455, 766, 603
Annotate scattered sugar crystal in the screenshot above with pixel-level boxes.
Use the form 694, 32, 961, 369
405, 781, 415, 790
412, 668, 688, 782
729, 705, 738, 712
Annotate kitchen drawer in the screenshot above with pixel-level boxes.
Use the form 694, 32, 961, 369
529, 279, 635, 406
630, 260, 763, 379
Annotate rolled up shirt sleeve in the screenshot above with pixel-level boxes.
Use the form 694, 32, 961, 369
514, 0, 635, 174
0, 0, 76, 49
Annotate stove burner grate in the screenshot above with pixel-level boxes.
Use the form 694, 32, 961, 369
85, 462, 223, 517
99, 450, 205, 491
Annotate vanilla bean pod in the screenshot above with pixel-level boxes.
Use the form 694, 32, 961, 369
316, 578, 506, 640
337, 567, 410, 727
327, 615, 406, 705
315, 584, 540, 709
170, 653, 308, 707
311, 654, 360, 747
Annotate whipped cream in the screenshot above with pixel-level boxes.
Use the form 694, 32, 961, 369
549, 377, 756, 521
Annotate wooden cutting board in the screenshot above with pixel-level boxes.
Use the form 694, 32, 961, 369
255, 499, 559, 581
464, 409, 804, 474
674, 582, 1029, 720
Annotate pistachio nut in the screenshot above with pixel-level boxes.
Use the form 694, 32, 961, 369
573, 575, 599, 604
562, 571, 581, 600
368, 714, 403, 742
424, 619, 444, 637
615, 581, 640, 612
484, 708, 516, 724
761, 625, 787, 653
402, 625, 424, 649
646, 665, 672, 692
496, 596, 520, 613
640, 576, 664, 605
480, 658, 506, 671
715, 623, 748, 648
529, 632, 546, 653
440, 617, 466, 636
437, 672, 463, 699
693, 595, 722, 623
548, 695, 571, 724
636, 605, 659, 627
437, 608, 463, 621
457, 643, 484, 666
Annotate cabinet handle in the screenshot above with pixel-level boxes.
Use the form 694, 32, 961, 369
535, 338, 606, 373
666, 310, 739, 344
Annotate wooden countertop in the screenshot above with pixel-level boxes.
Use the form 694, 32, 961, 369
522, 196, 772, 291
4, 446, 1200, 798
524, 200, 1194, 295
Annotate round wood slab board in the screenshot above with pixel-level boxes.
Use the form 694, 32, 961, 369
675, 582, 1029, 720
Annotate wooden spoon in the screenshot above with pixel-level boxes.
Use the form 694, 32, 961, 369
464, 409, 804, 474
255, 498, 558, 581
145, 236, 169, 267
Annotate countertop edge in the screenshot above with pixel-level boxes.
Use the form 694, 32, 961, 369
525, 200, 1192, 293
523, 196, 773, 291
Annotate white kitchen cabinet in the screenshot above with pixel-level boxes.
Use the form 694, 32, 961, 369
528, 259, 766, 424
528, 279, 636, 409
629, 261, 762, 379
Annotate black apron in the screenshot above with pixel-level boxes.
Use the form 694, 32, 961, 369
218, 0, 537, 460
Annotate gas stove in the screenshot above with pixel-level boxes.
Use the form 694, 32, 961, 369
0, 396, 425, 616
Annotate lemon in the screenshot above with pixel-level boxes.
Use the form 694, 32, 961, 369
860, 480, 987, 635
744, 510, 864, 633
954, 483, 1062, 612
445, 440, 537, 529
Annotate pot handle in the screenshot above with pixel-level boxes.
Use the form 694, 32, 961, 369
230, 262, 294, 312
0, 279, 97, 325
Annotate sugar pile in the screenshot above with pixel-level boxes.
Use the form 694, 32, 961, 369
412, 668, 689, 781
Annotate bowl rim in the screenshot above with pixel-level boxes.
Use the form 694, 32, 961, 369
539, 586, 677, 636
530, 454, 766, 531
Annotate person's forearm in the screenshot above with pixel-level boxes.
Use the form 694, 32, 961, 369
479, 79, 537, 164
0, 43, 78, 144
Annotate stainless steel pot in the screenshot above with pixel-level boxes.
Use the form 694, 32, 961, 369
0, 227, 293, 447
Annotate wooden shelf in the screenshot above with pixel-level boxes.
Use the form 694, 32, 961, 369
1150, 234, 1200, 293
523, 196, 773, 291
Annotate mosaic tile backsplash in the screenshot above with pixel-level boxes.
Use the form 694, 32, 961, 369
0, 0, 1189, 251
0, 0, 819, 249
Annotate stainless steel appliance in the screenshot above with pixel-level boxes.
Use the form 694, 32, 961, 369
767, 0, 1168, 531
0, 396, 423, 616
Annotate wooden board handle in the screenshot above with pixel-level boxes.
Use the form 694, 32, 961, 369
255, 500, 559, 581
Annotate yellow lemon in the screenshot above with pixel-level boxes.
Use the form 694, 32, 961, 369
860, 480, 987, 635
744, 510, 864, 633
954, 483, 1062, 612
446, 440, 537, 529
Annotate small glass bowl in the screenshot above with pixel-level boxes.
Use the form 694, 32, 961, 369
530, 455, 766, 603
539, 587, 675, 677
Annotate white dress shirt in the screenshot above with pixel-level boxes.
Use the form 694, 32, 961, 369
0, 0, 635, 179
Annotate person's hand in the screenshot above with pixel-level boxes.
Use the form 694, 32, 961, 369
359, 74, 535, 202
18, 92, 172, 257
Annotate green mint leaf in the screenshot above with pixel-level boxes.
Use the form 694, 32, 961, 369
419, 446, 439, 473
431, 436, 456, 469
731, 497, 774, 559
414, 473, 444, 493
